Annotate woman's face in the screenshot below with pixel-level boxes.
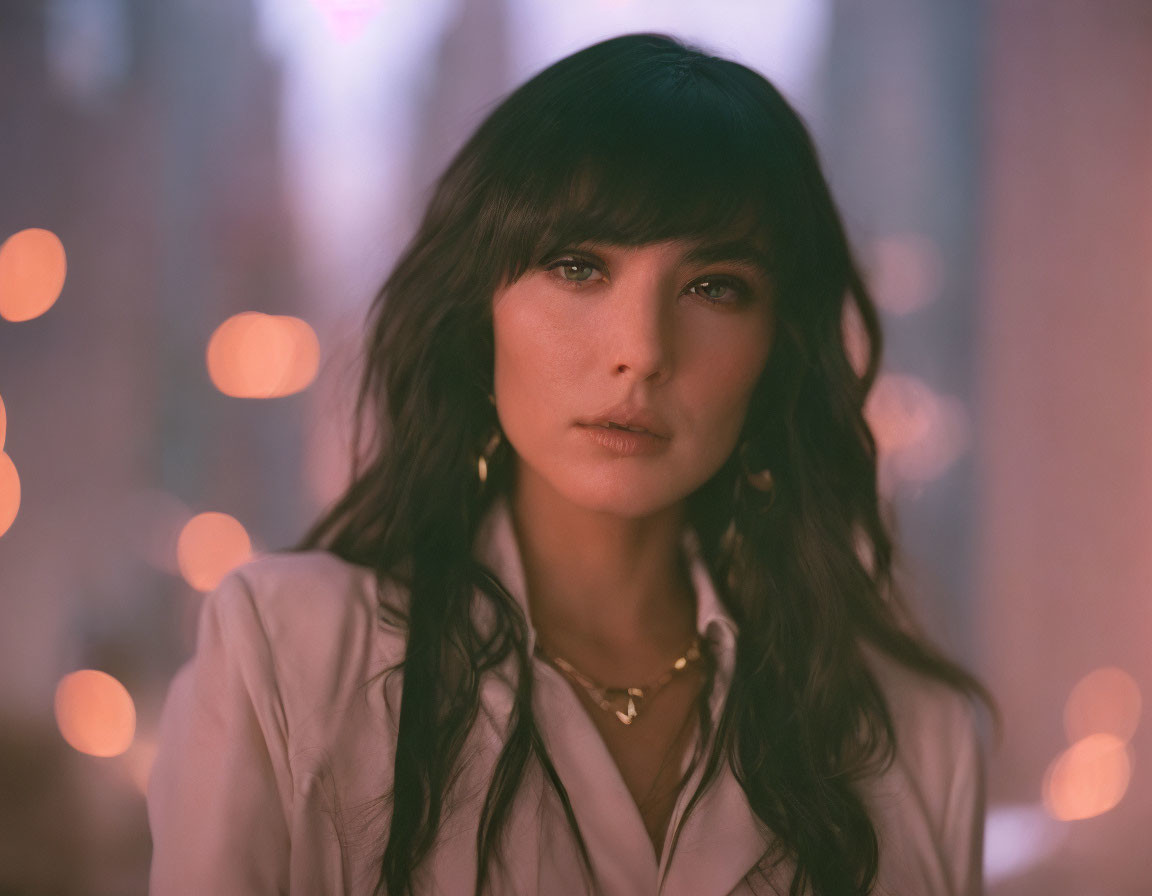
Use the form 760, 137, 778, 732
491, 237, 774, 518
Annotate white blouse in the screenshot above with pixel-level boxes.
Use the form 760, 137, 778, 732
147, 495, 986, 895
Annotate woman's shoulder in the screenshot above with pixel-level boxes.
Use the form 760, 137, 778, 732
200, 550, 411, 703
861, 643, 982, 752
224, 549, 385, 622
858, 641, 987, 893
860, 642, 984, 799
149, 551, 413, 886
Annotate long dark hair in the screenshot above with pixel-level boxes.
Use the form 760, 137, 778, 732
295, 32, 994, 896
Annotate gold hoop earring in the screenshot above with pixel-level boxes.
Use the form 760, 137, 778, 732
477, 428, 502, 484
738, 440, 776, 498
476, 391, 503, 485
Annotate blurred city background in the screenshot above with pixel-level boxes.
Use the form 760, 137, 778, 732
1, 0, 1149, 893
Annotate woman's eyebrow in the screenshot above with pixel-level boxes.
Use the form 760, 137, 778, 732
681, 240, 773, 278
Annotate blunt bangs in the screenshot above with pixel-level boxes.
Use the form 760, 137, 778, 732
476, 46, 791, 288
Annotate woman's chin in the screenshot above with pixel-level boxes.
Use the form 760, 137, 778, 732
509, 450, 705, 518
551, 474, 691, 520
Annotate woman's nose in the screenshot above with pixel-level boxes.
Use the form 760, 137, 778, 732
606, 280, 673, 384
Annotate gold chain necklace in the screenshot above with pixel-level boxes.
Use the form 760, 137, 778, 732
535, 634, 704, 726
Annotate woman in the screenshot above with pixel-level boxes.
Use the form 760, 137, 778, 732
148, 32, 993, 896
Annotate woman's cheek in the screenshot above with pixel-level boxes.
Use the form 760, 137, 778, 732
492, 308, 576, 455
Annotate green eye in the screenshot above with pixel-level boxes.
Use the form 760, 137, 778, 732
546, 257, 603, 284
559, 262, 594, 281
542, 254, 748, 305
689, 277, 746, 305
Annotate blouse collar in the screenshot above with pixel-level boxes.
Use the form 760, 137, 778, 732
471, 493, 740, 666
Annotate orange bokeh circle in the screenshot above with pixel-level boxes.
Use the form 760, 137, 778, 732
54, 669, 136, 758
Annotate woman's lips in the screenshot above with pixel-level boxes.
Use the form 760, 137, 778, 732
577, 423, 670, 456
576, 405, 671, 439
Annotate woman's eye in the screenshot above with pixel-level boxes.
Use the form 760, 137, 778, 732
546, 258, 604, 285
688, 277, 746, 305
542, 257, 748, 305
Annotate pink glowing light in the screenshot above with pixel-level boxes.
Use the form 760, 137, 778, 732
309, 0, 386, 42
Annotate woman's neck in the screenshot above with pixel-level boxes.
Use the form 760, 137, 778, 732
507, 466, 698, 673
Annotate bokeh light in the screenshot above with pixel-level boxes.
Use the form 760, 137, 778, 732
1042, 733, 1132, 821
0, 391, 6, 449
310, 0, 386, 41
207, 312, 320, 398
0, 450, 20, 538
176, 511, 252, 591
0, 227, 67, 321
866, 373, 969, 482
868, 233, 943, 314
984, 803, 1067, 885
1064, 666, 1142, 744
54, 669, 136, 758
276, 315, 322, 396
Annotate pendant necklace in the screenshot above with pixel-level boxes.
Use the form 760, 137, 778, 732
535, 634, 704, 726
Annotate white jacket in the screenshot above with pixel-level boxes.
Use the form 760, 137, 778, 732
147, 494, 985, 895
